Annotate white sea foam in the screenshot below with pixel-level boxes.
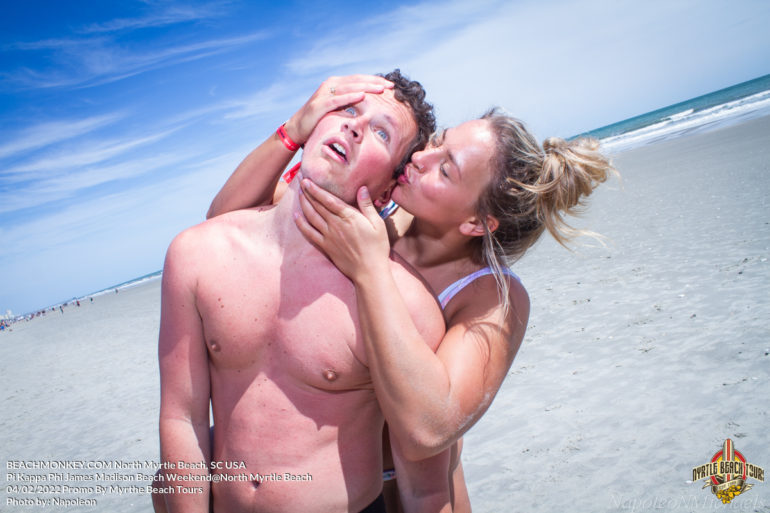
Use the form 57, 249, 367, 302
665, 108, 694, 121
601, 89, 770, 152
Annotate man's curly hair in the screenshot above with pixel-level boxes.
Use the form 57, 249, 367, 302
379, 69, 436, 178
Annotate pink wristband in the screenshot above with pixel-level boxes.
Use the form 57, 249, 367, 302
283, 162, 301, 183
277, 124, 301, 152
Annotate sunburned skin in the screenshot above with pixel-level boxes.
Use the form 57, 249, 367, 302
159, 181, 445, 513
300, 89, 415, 204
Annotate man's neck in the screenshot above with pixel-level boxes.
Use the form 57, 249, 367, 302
267, 176, 317, 254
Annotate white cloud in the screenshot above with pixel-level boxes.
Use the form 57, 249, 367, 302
0, 151, 199, 214
1, 127, 181, 180
285, 0, 499, 76
5, 32, 270, 90
0, 113, 124, 159
221, 81, 310, 120
78, 2, 230, 33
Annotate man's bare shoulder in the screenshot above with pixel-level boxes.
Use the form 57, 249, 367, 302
163, 208, 271, 286
170, 208, 268, 252
388, 250, 446, 351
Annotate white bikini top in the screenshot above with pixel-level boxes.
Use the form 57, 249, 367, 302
437, 267, 522, 310
379, 201, 523, 310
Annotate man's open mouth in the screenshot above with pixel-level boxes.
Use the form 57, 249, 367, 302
327, 142, 347, 163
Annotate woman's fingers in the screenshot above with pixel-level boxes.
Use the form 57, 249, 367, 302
300, 179, 353, 218
293, 211, 325, 248
288, 75, 393, 143
298, 187, 330, 233
327, 74, 393, 92
356, 186, 382, 226
327, 92, 366, 110
330, 81, 392, 97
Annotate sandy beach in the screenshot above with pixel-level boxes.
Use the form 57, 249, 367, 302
2, 115, 769, 512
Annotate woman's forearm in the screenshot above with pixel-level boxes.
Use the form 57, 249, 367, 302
353, 266, 459, 460
207, 129, 296, 218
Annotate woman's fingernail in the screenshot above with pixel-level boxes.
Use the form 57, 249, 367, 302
360, 186, 370, 199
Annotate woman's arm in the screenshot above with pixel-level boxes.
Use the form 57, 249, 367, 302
389, 431, 452, 513
295, 181, 530, 460
206, 130, 296, 218
206, 75, 394, 218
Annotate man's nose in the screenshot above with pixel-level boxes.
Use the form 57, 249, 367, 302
342, 118, 362, 142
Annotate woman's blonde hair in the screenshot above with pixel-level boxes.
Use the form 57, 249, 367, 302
473, 108, 616, 316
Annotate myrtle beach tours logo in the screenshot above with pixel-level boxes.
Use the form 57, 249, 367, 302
692, 439, 764, 504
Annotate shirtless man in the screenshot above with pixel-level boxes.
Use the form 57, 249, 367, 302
156, 71, 448, 512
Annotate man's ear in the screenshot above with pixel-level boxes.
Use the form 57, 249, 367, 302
459, 215, 499, 237
373, 182, 395, 208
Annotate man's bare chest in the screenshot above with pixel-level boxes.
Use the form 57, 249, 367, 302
195, 249, 370, 390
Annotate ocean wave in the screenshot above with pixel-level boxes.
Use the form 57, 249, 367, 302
665, 108, 694, 121
601, 89, 770, 152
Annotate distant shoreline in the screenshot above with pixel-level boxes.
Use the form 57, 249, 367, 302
3, 271, 162, 322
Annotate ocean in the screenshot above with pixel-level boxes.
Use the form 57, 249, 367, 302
581, 73, 770, 152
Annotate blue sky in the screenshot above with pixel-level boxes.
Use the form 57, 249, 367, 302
1, 0, 769, 316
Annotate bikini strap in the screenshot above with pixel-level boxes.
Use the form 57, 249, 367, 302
437, 267, 522, 310
378, 200, 399, 220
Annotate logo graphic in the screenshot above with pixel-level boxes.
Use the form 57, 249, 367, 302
692, 439, 764, 504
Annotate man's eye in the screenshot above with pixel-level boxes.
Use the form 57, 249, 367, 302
344, 106, 356, 115
377, 128, 389, 142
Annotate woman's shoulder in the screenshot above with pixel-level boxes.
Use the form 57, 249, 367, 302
443, 267, 529, 327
